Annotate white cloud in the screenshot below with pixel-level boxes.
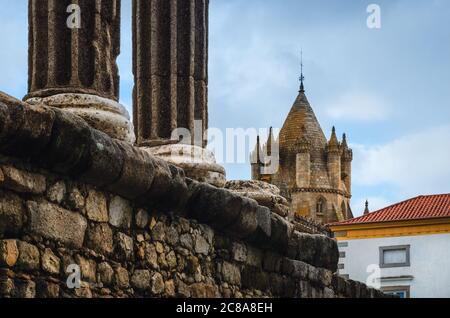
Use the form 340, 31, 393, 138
324, 91, 390, 121
352, 125, 450, 197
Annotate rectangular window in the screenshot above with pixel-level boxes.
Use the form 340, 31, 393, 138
379, 245, 410, 268
382, 286, 410, 298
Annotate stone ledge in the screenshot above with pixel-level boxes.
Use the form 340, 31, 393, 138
0, 91, 338, 272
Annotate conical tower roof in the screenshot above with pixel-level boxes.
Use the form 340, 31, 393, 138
279, 91, 327, 152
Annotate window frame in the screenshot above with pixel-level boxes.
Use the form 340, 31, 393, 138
379, 245, 411, 268
381, 286, 411, 298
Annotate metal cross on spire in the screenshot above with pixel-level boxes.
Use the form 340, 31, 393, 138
299, 50, 305, 93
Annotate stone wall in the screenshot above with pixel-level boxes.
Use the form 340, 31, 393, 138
0, 93, 387, 298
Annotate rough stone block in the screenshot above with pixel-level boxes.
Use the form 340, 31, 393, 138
109, 196, 132, 229
97, 262, 114, 286
0, 240, 19, 267
115, 232, 134, 261
85, 189, 109, 222
75, 255, 97, 283
41, 248, 60, 275
16, 241, 40, 271
219, 261, 241, 286
0, 95, 55, 158
190, 283, 219, 298
225, 198, 259, 239
231, 242, 247, 263
27, 200, 87, 249
143, 161, 189, 212
14, 279, 36, 298
79, 129, 124, 187
0, 165, 46, 194
269, 213, 293, 253
47, 181, 66, 204
0, 192, 24, 236
39, 108, 92, 177
114, 266, 130, 289
107, 141, 155, 200
187, 184, 242, 228
135, 209, 149, 229
151, 272, 165, 294
85, 223, 113, 256
281, 258, 309, 280
131, 270, 151, 290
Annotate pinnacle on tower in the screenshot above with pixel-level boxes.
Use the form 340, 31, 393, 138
328, 127, 340, 148
342, 133, 348, 149
364, 200, 370, 215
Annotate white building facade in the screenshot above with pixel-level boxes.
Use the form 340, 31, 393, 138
330, 194, 450, 298
337, 233, 450, 298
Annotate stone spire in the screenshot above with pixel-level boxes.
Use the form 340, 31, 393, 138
25, 0, 134, 143
133, 0, 225, 187
327, 127, 340, 152
364, 200, 370, 215
341, 133, 348, 149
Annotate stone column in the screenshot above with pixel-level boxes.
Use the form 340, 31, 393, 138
133, 0, 225, 187
25, 0, 135, 143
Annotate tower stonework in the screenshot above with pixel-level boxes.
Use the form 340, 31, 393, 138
251, 82, 353, 224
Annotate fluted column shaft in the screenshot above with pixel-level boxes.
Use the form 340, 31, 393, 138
133, 0, 208, 147
26, 0, 121, 101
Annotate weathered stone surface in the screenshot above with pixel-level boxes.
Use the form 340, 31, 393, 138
107, 142, 155, 200
97, 262, 114, 286
190, 283, 219, 298
114, 266, 130, 289
85, 189, 109, 222
0, 165, 45, 194
225, 180, 289, 217
0, 94, 55, 158
41, 248, 60, 275
143, 243, 158, 269
39, 109, 92, 177
16, 241, 40, 271
219, 262, 241, 286
0, 240, 19, 267
76, 255, 97, 283
36, 280, 60, 298
66, 186, 85, 211
14, 279, 36, 298
187, 184, 242, 227
194, 235, 210, 255
135, 209, 149, 229
27, 200, 87, 249
131, 270, 151, 290
47, 181, 66, 204
269, 213, 293, 253
85, 223, 114, 256
231, 243, 247, 263
109, 196, 132, 229
225, 198, 259, 239
80, 129, 125, 186
115, 233, 134, 261
0, 192, 24, 236
151, 272, 165, 294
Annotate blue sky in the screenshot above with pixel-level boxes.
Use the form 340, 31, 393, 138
1, 0, 450, 216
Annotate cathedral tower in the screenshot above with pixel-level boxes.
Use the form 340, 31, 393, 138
251, 59, 353, 223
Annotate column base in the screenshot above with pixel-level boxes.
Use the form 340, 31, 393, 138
143, 144, 226, 188
26, 93, 135, 143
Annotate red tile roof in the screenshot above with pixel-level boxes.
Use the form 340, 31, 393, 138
332, 194, 450, 226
